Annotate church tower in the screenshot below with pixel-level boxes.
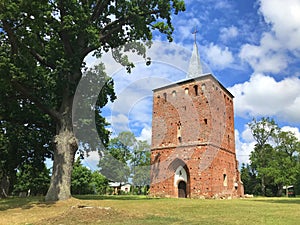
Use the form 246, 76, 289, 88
150, 38, 244, 198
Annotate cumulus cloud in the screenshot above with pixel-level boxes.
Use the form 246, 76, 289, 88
137, 125, 152, 144
239, 0, 300, 73
220, 26, 238, 42
239, 33, 288, 73
281, 126, 300, 140
259, 0, 300, 51
228, 73, 300, 123
204, 43, 234, 69
235, 129, 256, 165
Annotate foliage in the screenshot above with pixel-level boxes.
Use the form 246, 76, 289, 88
132, 140, 151, 187
98, 131, 135, 184
13, 163, 50, 196
99, 132, 151, 193
0, 119, 52, 198
244, 117, 300, 196
71, 158, 108, 195
0, 0, 185, 201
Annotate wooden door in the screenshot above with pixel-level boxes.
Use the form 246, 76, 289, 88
178, 181, 186, 198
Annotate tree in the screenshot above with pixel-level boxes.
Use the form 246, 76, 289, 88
248, 117, 278, 196
91, 171, 109, 195
71, 158, 93, 195
71, 158, 109, 195
0, 119, 52, 198
248, 117, 300, 196
98, 131, 135, 186
13, 162, 50, 196
271, 131, 300, 196
132, 140, 151, 193
0, 0, 185, 201
240, 163, 261, 195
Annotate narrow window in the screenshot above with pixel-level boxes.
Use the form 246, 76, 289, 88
177, 122, 182, 143
194, 85, 198, 96
172, 90, 176, 97
163, 93, 167, 101
178, 137, 182, 143
201, 83, 206, 92
204, 119, 208, 124
223, 174, 227, 186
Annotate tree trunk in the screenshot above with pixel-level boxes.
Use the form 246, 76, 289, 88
0, 174, 9, 198
261, 176, 266, 196
45, 95, 78, 202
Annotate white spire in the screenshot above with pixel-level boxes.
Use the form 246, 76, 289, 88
187, 28, 203, 79
187, 42, 203, 78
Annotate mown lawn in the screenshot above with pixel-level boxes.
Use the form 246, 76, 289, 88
1, 195, 300, 225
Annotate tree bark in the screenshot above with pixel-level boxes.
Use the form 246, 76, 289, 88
45, 128, 78, 201
0, 175, 9, 198
45, 96, 78, 201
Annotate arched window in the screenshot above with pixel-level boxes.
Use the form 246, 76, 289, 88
193, 85, 198, 96
185, 88, 189, 95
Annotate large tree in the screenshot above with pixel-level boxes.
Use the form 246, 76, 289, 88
0, 0, 185, 201
248, 117, 300, 196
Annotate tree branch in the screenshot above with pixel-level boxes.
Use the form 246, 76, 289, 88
11, 81, 61, 122
29, 48, 56, 70
90, 0, 112, 22
1, 20, 18, 55
58, 0, 74, 57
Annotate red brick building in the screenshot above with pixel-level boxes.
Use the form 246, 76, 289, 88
150, 42, 244, 198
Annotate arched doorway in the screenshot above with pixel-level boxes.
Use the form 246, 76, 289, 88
178, 181, 187, 198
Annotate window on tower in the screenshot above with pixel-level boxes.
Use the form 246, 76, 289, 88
194, 85, 198, 96
223, 174, 228, 186
201, 83, 206, 92
163, 93, 167, 101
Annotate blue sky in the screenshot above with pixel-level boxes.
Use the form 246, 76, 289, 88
82, 0, 300, 170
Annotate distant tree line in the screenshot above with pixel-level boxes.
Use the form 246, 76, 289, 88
1, 131, 150, 197
241, 117, 300, 197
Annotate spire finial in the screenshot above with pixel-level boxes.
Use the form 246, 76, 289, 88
192, 27, 198, 43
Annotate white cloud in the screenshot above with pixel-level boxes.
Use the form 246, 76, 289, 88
108, 114, 130, 134
235, 129, 255, 165
239, 33, 288, 73
220, 26, 238, 42
228, 73, 300, 123
83, 151, 100, 171
137, 125, 152, 144
239, 0, 300, 73
259, 0, 300, 51
214, 0, 233, 10
204, 43, 234, 69
281, 126, 300, 140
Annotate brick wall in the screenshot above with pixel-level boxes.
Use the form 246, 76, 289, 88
150, 74, 244, 198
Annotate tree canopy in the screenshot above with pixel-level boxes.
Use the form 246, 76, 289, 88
242, 117, 300, 196
0, 0, 185, 201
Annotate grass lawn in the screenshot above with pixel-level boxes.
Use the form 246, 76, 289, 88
1, 195, 300, 225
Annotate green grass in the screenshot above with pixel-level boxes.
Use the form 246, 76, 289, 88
1, 196, 300, 224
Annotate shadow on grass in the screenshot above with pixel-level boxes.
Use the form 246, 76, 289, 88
0, 196, 54, 211
251, 197, 300, 205
74, 194, 158, 201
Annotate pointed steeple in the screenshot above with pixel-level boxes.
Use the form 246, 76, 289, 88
187, 29, 203, 79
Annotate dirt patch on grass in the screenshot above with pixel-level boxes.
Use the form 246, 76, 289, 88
35, 205, 125, 225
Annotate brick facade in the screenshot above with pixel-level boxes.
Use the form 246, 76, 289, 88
150, 74, 244, 198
